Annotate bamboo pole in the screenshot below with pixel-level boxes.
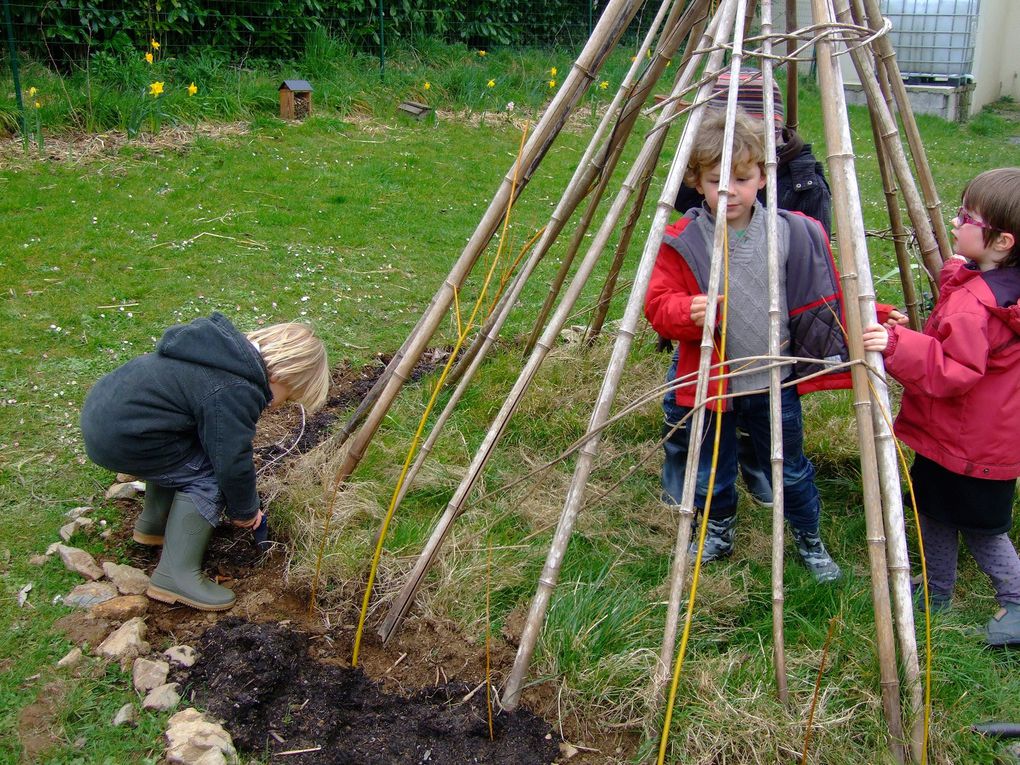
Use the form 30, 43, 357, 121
326, 0, 647, 492
652, 0, 746, 698
866, 77, 922, 330
785, 0, 798, 130
859, 0, 953, 269
810, 0, 906, 759
450, 0, 712, 384
759, 0, 789, 706
372, 0, 711, 562
835, 1, 926, 758
381, 0, 730, 650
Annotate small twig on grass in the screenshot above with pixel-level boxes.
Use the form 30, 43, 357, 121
96, 302, 139, 309
802, 615, 840, 764
384, 652, 407, 674
275, 746, 322, 756
461, 680, 486, 703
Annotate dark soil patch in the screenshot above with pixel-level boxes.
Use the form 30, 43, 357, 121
174, 619, 560, 764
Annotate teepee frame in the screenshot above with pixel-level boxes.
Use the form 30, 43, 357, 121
319, 0, 956, 760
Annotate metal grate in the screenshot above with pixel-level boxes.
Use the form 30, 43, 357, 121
882, 0, 979, 82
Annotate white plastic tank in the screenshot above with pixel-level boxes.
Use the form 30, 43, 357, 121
882, 0, 979, 81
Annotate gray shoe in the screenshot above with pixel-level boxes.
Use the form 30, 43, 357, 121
146, 494, 235, 611
985, 602, 1020, 647
791, 528, 842, 583
689, 514, 737, 563
133, 482, 175, 545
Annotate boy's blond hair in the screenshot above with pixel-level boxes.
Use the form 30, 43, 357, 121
683, 109, 766, 189
247, 323, 329, 411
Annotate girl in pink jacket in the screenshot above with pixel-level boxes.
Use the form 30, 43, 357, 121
863, 167, 1020, 647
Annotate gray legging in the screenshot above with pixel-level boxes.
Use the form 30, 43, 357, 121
920, 514, 1020, 605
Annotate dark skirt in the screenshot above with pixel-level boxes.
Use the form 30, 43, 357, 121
909, 454, 1016, 535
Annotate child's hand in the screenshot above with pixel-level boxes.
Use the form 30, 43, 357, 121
690, 294, 723, 327
862, 323, 890, 353
231, 509, 264, 530
885, 309, 909, 327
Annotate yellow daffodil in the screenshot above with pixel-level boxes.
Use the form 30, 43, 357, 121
478, 50, 487, 57
144, 52, 153, 64
28, 86, 37, 97
187, 82, 198, 96
149, 81, 164, 97
666, 60, 672, 67
487, 79, 495, 88
423, 81, 431, 90
630, 55, 637, 62
548, 79, 556, 89
150, 39, 160, 50
34, 101, 41, 109
550, 66, 557, 77
599, 80, 609, 90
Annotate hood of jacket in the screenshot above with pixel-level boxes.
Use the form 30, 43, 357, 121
951, 262, 1020, 338
157, 312, 267, 387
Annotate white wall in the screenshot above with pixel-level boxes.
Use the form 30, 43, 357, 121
970, 0, 1020, 114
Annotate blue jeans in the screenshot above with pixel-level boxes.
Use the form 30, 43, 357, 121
661, 382, 821, 533
141, 450, 223, 526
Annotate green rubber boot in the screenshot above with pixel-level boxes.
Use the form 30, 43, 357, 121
146, 494, 235, 611
133, 482, 175, 545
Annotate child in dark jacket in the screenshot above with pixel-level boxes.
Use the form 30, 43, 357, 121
81, 313, 329, 610
863, 167, 1020, 646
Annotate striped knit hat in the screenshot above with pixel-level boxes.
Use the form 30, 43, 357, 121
707, 66, 785, 127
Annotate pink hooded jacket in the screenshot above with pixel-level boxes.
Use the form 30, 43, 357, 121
883, 257, 1020, 480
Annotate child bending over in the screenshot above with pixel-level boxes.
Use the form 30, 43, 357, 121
81, 313, 329, 611
863, 167, 1020, 647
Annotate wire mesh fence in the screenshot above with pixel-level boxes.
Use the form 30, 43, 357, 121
4, 0, 663, 66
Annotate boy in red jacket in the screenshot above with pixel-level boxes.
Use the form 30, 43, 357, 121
864, 167, 1020, 646
646, 110, 902, 581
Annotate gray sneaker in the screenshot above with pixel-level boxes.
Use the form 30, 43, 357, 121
985, 601, 1020, 647
689, 514, 737, 563
791, 528, 842, 583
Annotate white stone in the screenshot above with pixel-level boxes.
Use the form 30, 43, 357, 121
164, 645, 198, 668
59, 517, 94, 542
65, 506, 93, 520
112, 703, 137, 727
65, 581, 119, 608
102, 562, 149, 595
46, 542, 61, 556
55, 544, 104, 580
105, 482, 141, 500
165, 708, 238, 765
133, 657, 170, 693
28, 554, 50, 566
57, 647, 83, 668
97, 616, 150, 662
142, 682, 180, 712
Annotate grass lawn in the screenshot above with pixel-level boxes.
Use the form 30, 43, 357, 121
2, 79, 1020, 764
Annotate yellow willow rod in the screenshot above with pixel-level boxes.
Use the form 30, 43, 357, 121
351, 122, 532, 666
657, 225, 731, 765
801, 615, 840, 764
867, 374, 932, 765
490, 226, 547, 317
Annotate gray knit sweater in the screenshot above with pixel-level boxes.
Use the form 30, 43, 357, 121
689, 202, 792, 392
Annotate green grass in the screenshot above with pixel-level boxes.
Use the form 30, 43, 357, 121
3, 48, 1020, 763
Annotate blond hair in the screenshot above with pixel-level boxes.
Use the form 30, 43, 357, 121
684, 109, 766, 189
247, 323, 329, 411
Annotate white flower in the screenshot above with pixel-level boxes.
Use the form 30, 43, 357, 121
506, 101, 515, 112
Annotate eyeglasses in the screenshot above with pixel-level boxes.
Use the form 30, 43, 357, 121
956, 206, 1003, 232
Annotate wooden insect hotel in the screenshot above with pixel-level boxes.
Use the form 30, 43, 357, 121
279, 79, 313, 120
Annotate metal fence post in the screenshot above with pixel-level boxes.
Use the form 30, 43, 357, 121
2, 0, 27, 141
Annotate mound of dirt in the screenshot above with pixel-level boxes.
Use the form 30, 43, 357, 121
174, 618, 560, 764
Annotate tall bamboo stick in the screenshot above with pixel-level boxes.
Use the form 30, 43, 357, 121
785, 0, 798, 130
867, 80, 922, 330
810, 0, 905, 759
859, 0, 952, 269
381, 0, 731, 651
653, 0, 747, 698
371, 0, 710, 561
327, 0, 647, 493
758, 0, 790, 706
450, 0, 712, 384
835, 0, 926, 759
